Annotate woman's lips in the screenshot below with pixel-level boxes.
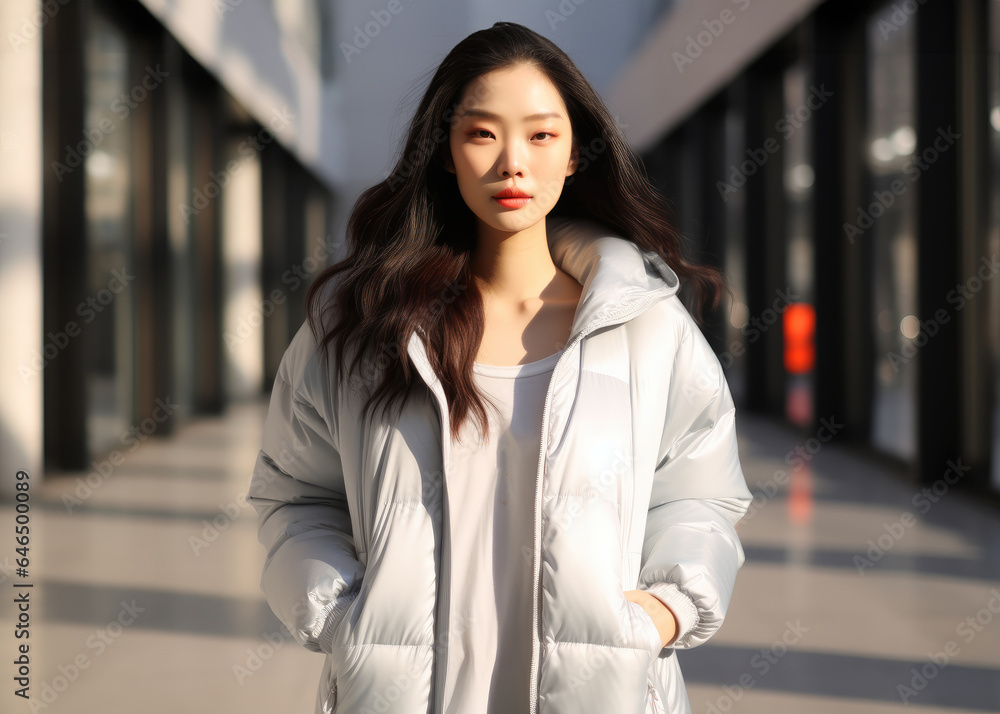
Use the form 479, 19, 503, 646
492, 196, 532, 208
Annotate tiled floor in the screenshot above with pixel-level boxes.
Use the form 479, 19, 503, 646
0, 400, 998, 713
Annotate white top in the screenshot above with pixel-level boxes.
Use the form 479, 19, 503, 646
442, 348, 564, 714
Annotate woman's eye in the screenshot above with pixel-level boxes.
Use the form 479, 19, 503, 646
468, 130, 555, 140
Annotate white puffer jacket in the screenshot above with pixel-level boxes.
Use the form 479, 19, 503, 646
247, 215, 753, 714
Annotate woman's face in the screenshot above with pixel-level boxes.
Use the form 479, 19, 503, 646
445, 62, 578, 235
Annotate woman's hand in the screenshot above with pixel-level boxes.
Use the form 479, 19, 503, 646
624, 589, 678, 649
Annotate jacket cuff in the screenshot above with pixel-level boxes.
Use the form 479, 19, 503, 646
316, 589, 360, 655
642, 582, 700, 647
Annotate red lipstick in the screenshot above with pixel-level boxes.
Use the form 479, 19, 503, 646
492, 186, 532, 208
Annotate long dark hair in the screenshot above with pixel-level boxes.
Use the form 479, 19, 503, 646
305, 21, 727, 443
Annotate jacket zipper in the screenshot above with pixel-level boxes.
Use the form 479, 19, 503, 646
527, 289, 672, 714
412, 325, 455, 714
622, 434, 634, 583
647, 680, 664, 713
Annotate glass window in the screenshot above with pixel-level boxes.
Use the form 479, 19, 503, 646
989, 0, 1000, 492
721, 87, 748, 404
84, 6, 136, 458
865, 1, 918, 461
271, 0, 333, 81
167, 51, 195, 423
782, 60, 816, 427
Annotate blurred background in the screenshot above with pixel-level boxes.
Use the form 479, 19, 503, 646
1, 0, 999, 711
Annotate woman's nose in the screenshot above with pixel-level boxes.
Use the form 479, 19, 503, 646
497, 141, 525, 178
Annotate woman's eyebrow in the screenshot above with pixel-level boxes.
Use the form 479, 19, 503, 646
458, 108, 564, 121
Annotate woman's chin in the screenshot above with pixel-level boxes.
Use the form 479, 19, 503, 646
475, 212, 549, 236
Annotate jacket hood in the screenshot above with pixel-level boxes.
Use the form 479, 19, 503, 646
407, 215, 681, 386
545, 214, 681, 341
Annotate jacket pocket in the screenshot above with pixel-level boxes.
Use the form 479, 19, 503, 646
645, 679, 666, 714
627, 599, 664, 664
324, 587, 363, 705
320, 588, 360, 655
325, 605, 354, 714
317, 653, 339, 714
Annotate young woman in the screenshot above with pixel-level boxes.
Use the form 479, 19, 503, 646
247, 21, 752, 714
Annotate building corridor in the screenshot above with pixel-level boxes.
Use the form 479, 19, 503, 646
0, 400, 998, 713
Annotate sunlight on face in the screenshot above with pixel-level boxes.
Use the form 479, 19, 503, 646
445, 62, 578, 236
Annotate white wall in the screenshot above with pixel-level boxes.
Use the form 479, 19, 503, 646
0, 0, 43, 498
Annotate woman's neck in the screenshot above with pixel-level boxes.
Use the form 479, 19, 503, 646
471, 220, 578, 311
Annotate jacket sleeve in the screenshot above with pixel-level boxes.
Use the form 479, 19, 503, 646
246, 323, 366, 655
638, 304, 753, 651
